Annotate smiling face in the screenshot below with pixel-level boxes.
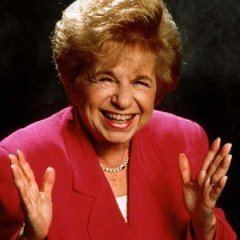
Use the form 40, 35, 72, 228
74, 44, 157, 145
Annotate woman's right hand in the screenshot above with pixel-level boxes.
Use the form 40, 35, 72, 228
9, 150, 55, 240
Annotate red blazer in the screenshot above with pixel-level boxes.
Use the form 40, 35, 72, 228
0, 107, 236, 239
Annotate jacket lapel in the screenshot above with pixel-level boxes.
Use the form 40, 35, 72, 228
127, 130, 168, 239
61, 107, 135, 239
62, 108, 103, 197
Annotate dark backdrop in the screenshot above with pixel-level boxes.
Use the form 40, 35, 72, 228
0, 0, 239, 236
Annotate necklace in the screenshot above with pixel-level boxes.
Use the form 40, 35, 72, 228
100, 156, 129, 173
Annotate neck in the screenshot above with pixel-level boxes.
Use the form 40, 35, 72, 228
94, 141, 130, 168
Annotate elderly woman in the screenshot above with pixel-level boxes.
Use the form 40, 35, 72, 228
0, 0, 236, 239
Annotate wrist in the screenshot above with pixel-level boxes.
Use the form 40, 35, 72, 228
19, 232, 44, 240
18, 224, 45, 240
191, 214, 217, 240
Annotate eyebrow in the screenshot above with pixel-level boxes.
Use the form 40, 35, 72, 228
93, 69, 117, 78
94, 69, 154, 83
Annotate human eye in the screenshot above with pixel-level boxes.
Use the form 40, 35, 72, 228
98, 77, 115, 82
93, 75, 116, 84
134, 80, 150, 88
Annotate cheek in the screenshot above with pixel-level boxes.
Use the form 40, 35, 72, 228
79, 85, 113, 110
137, 90, 156, 111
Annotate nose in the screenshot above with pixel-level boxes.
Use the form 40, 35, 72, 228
111, 83, 133, 110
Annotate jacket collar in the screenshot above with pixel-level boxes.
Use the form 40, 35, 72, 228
61, 107, 104, 197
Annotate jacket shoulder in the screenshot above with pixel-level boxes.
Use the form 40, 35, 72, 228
0, 107, 71, 153
139, 110, 209, 177
144, 110, 207, 139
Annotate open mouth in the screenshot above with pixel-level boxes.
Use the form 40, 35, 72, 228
101, 110, 136, 128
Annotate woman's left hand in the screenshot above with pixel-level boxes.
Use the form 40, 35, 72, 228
179, 138, 232, 240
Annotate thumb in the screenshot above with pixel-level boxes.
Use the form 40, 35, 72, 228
179, 153, 192, 185
41, 167, 55, 197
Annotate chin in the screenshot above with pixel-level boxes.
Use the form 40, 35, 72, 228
100, 131, 135, 145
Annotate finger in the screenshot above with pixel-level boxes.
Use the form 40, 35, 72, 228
207, 143, 232, 177
9, 154, 29, 187
17, 149, 27, 165
11, 163, 25, 191
17, 150, 36, 184
41, 167, 55, 197
12, 165, 35, 213
210, 176, 228, 201
201, 138, 221, 171
211, 155, 232, 184
203, 176, 212, 199
219, 143, 232, 156
197, 169, 207, 187
18, 184, 34, 213
179, 153, 191, 185
9, 153, 18, 165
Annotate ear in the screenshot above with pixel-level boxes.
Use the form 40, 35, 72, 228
59, 74, 79, 105
154, 85, 164, 106
154, 95, 163, 107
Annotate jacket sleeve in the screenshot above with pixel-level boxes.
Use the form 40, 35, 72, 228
186, 209, 237, 239
0, 146, 24, 240
185, 125, 237, 240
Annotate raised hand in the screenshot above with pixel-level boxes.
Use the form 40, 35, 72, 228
179, 138, 232, 240
9, 150, 55, 240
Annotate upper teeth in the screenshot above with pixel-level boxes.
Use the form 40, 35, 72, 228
103, 111, 134, 121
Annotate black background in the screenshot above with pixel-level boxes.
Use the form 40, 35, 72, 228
0, 0, 239, 236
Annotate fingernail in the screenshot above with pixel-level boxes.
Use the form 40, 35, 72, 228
47, 167, 54, 171
9, 154, 15, 160
17, 149, 26, 163
179, 153, 186, 159
11, 164, 16, 170
226, 154, 232, 162
225, 143, 232, 150
17, 149, 23, 157
206, 176, 211, 185
214, 137, 221, 144
222, 175, 228, 183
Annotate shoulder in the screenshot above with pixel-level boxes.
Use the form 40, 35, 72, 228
150, 110, 202, 131
0, 106, 73, 189
138, 110, 209, 177
0, 107, 72, 154
142, 110, 207, 142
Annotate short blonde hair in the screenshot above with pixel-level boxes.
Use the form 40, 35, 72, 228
52, 0, 182, 103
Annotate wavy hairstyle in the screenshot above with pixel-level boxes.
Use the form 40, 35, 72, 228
52, 0, 182, 104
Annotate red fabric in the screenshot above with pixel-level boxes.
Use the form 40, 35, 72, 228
0, 107, 236, 240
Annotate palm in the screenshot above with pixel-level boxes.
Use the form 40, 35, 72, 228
9, 150, 55, 240
182, 179, 215, 216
